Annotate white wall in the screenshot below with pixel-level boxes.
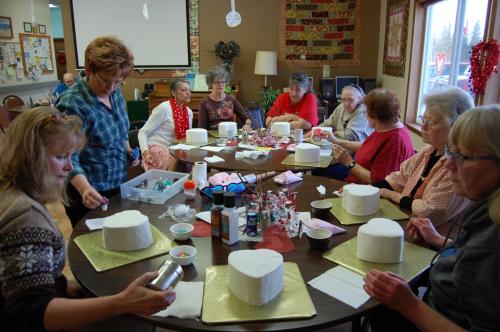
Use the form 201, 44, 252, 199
1, 0, 58, 104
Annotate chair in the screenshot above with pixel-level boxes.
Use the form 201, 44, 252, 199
0, 106, 11, 133
2, 95, 25, 108
247, 107, 265, 129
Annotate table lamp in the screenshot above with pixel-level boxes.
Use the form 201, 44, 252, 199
254, 51, 277, 87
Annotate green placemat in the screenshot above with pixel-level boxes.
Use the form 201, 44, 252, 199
281, 154, 333, 168
202, 262, 316, 324
74, 225, 172, 272
175, 137, 217, 146
323, 237, 436, 281
327, 197, 409, 225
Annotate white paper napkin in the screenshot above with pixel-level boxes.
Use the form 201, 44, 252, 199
199, 146, 225, 152
308, 266, 371, 309
204, 155, 225, 163
153, 281, 204, 318
170, 144, 198, 150
195, 210, 246, 227
85, 218, 106, 230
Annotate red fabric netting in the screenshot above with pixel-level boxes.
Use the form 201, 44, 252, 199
255, 225, 295, 253
192, 221, 211, 237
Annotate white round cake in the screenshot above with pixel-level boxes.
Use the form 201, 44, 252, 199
357, 218, 404, 263
186, 128, 208, 145
228, 249, 284, 306
270, 122, 291, 137
342, 184, 380, 216
295, 143, 320, 162
102, 210, 153, 251
218, 122, 237, 138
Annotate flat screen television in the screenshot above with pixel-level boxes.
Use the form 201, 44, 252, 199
335, 76, 359, 98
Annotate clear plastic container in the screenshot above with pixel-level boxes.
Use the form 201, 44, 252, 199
183, 180, 197, 200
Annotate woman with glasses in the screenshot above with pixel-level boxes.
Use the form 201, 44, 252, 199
0, 108, 175, 332
266, 72, 319, 130
364, 105, 500, 331
372, 87, 473, 226
138, 79, 193, 171
306, 84, 373, 143
56, 36, 135, 227
320, 88, 414, 183
198, 65, 252, 131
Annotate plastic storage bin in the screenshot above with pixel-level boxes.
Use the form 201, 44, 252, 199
120, 169, 189, 204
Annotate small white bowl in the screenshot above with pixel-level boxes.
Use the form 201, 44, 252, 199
169, 245, 197, 266
170, 223, 194, 241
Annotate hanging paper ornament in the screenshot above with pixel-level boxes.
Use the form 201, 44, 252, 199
143, 0, 149, 20
226, 0, 241, 28
469, 39, 499, 95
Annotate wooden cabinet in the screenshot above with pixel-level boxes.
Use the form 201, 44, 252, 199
148, 81, 240, 123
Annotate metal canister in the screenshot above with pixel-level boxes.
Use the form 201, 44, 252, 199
293, 128, 303, 143
147, 259, 184, 291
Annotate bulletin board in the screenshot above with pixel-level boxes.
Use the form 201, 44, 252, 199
0, 42, 24, 79
278, 0, 362, 67
19, 33, 54, 79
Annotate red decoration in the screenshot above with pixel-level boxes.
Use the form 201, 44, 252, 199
469, 39, 500, 95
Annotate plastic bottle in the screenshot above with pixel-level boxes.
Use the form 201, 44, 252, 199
210, 190, 224, 239
221, 192, 239, 245
183, 180, 196, 200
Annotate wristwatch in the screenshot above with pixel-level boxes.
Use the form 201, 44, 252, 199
347, 161, 356, 170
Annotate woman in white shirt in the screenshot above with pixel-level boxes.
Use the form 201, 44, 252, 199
138, 79, 192, 170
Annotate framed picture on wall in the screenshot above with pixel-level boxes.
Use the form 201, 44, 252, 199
0, 16, 13, 39
383, 0, 409, 77
39, 24, 46, 34
23, 22, 32, 33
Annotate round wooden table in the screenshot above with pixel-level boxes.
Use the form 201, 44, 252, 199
68, 175, 378, 331
170, 145, 321, 172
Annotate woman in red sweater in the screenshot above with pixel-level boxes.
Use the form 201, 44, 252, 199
322, 88, 415, 184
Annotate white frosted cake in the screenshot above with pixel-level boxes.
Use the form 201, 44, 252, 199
228, 249, 284, 306
357, 218, 404, 263
270, 122, 291, 137
186, 128, 208, 145
342, 184, 380, 216
295, 143, 320, 162
218, 122, 237, 138
102, 210, 153, 251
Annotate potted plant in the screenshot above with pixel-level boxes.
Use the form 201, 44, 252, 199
259, 86, 281, 118
214, 41, 240, 73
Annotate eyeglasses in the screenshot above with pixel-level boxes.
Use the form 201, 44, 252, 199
214, 81, 226, 85
95, 72, 125, 88
200, 182, 246, 199
444, 145, 494, 167
418, 115, 437, 128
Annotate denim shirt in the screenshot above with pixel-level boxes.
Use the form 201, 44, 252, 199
56, 78, 129, 191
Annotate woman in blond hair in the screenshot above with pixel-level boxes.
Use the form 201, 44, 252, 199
0, 107, 175, 332
364, 105, 500, 331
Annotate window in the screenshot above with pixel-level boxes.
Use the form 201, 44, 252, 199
412, 0, 489, 124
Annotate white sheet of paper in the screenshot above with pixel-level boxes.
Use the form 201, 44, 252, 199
199, 146, 225, 152
169, 144, 198, 150
85, 218, 106, 230
196, 209, 246, 227
153, 281, 204, 318
308, 266, 371, 309
204, 155, 225, 163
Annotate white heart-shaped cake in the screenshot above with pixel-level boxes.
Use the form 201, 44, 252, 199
357, 218, 404, 263
342, 184, 380, 216
228, 249, 284, 306
102, 210, 153, 251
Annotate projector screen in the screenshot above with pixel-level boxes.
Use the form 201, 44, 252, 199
71, 0, 190, 69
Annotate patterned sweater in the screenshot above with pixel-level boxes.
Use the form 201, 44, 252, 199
0, 188, 67, 332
